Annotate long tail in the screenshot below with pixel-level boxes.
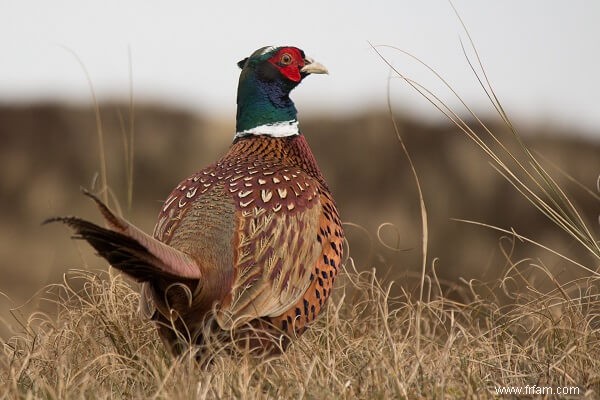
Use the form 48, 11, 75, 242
45, 190, 202, 283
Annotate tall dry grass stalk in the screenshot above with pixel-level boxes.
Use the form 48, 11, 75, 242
371, 7, 599, 274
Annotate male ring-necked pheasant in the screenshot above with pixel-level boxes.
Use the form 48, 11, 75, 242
49, 46, 344, 357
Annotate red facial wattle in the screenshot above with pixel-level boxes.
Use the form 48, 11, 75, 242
268, 47, 305, 83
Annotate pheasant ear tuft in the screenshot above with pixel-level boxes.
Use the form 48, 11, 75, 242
237, 57, 249, 69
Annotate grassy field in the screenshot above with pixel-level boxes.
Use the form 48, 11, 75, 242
1, 251, 599, 398
1, 46, 600, 398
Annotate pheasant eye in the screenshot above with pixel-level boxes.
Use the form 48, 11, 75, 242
280, 53, 293, 65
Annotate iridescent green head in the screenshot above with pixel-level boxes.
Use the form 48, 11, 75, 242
235, 46, 328, 138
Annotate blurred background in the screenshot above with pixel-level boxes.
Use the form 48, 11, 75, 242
1, 1, 599, 333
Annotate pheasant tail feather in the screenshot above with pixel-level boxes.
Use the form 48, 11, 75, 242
44, 192, 202, 282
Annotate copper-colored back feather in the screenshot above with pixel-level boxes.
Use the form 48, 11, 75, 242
150, 135, 343, 351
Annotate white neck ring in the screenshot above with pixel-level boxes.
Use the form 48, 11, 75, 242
235, 120, 299, 139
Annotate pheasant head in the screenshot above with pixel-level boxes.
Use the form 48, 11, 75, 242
235, 46, 328, 137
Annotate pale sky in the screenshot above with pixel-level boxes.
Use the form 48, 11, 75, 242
1, 1, 599, 136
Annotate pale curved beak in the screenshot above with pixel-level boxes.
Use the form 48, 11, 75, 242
301, 57, 328, 74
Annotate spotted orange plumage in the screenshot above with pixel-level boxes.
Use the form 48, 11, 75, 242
48, 46, 343, 358
149, 135, 343, 346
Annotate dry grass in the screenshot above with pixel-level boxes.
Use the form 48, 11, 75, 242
2, 251, 599, 398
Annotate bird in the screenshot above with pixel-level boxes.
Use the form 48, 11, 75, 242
47, 46, 344, 358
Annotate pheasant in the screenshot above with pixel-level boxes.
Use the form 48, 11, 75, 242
48, 46, 344, 357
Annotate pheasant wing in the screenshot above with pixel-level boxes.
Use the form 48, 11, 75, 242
217, 168, 323, 328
